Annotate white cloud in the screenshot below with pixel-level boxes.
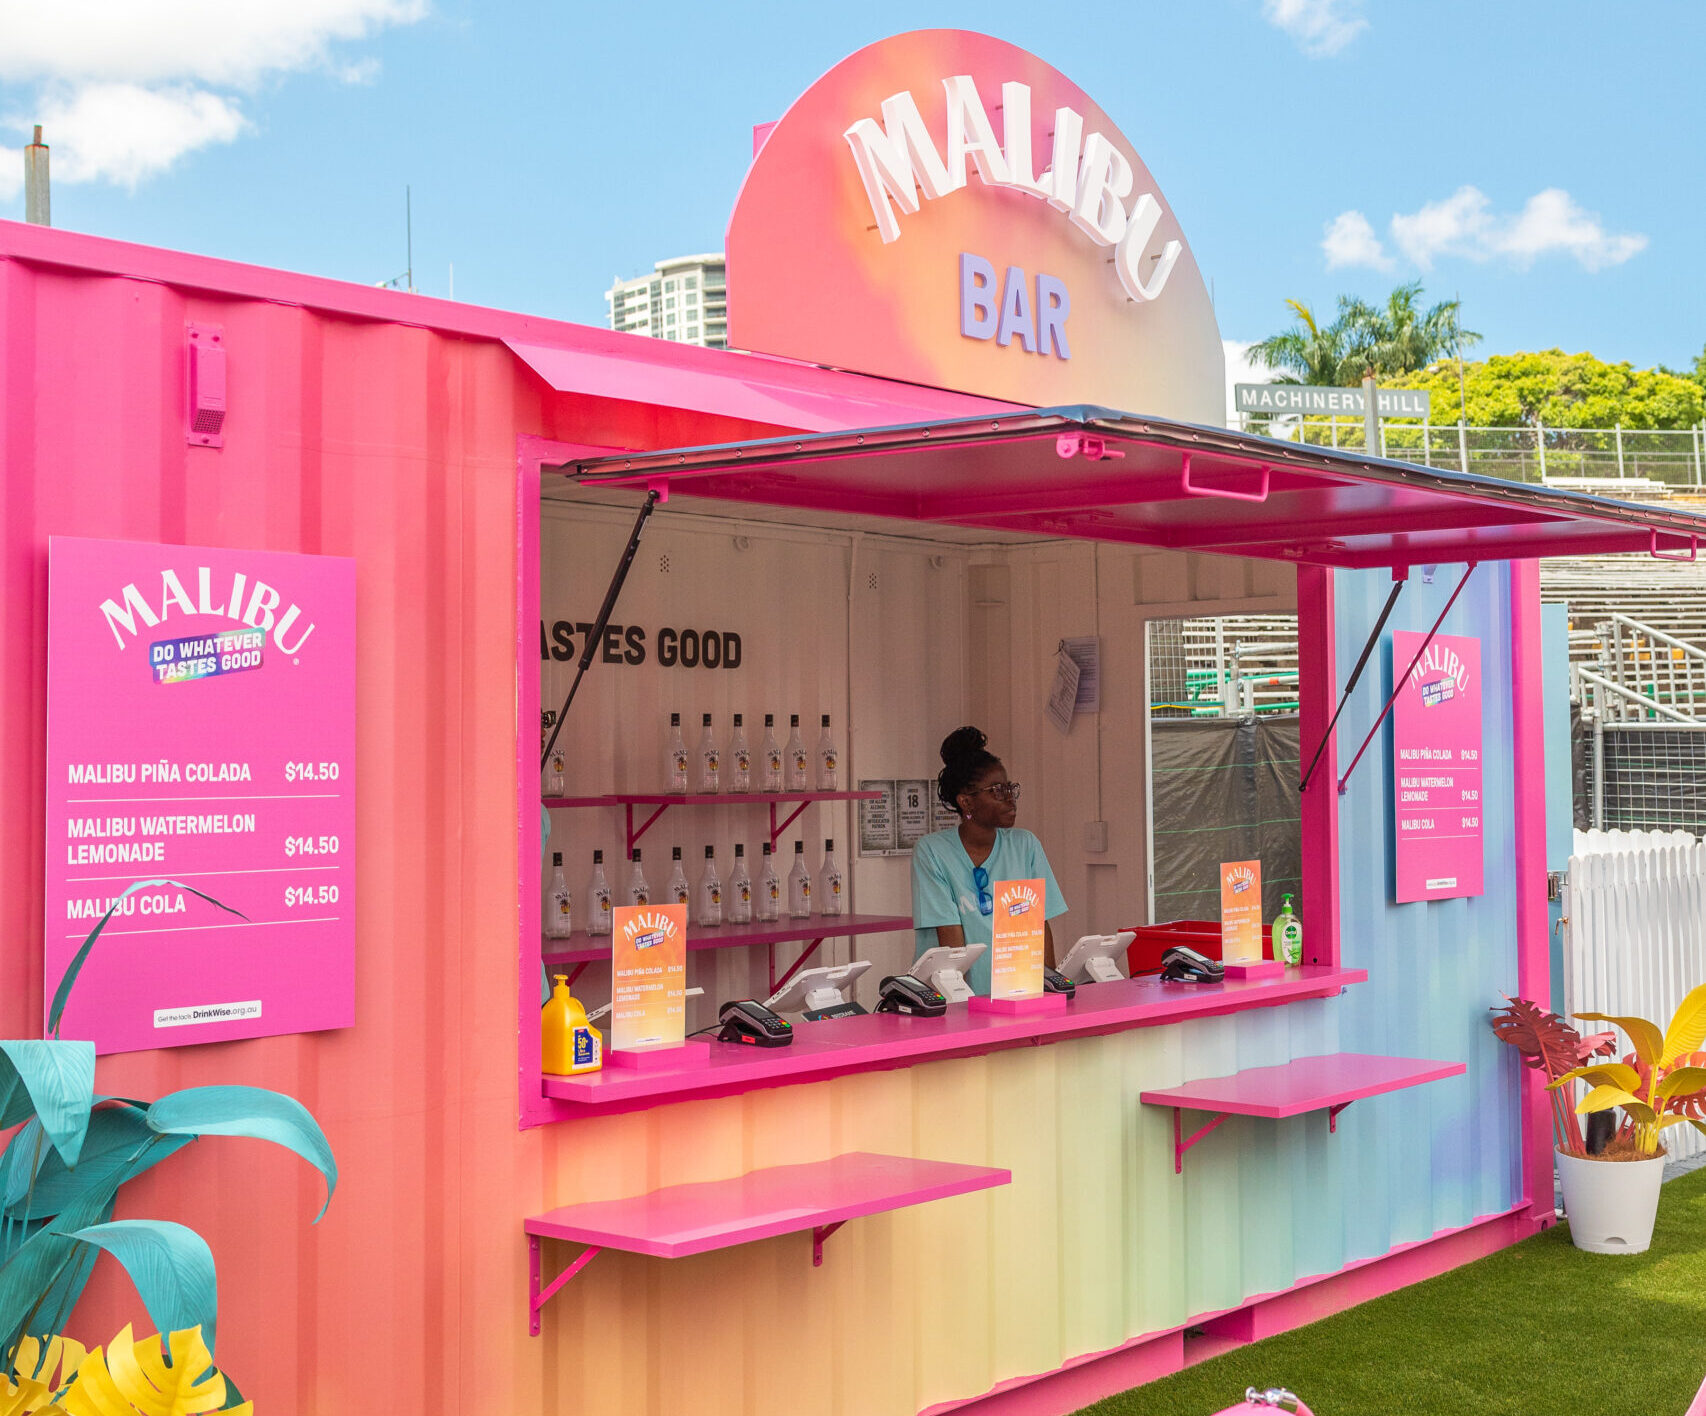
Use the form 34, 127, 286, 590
1390, 185, 1646, 272
1322, 210, 1393, 271
0, 1, 425, 87
1, 0, 425, 193
1224, 339, 1269, 428
32, 84, 247, 189
1261, 0, 1367, 56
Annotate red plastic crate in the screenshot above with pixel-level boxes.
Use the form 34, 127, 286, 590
1123, 920, 1274, 975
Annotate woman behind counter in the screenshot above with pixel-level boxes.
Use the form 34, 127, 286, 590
911, 726, 1068, 996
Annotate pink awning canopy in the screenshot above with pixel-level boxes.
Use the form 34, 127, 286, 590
564, 406, 1706, 570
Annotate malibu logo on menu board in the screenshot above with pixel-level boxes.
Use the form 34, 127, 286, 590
97, 564, 319, 681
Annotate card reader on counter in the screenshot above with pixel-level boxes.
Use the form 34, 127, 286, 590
717, 999, 793, 1046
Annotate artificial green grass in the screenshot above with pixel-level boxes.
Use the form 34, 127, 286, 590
1077, 1166, 1706, 1416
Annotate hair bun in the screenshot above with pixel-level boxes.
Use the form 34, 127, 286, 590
940, 726, 988, 766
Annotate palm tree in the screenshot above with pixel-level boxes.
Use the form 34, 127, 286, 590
1248, 285, 1479, 385
1245, 298, 1357, 385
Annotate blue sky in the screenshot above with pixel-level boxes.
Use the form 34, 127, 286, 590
3, 1, 1703, 382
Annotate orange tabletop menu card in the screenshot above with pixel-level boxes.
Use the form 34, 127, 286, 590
1220, 860, 1263, 963
611, 903, 687, 1052
990, 878, 1046, 1000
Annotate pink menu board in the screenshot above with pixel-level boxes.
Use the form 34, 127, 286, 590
1391, 630, 1483, 903
44, 537, 356, 1054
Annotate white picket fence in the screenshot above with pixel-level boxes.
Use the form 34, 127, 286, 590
1562, 828, 1706, 1161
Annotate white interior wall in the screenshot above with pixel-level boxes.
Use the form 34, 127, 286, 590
539, 496, 1294, 1021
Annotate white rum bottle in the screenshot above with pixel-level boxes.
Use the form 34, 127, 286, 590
788, 840, 813, 918
785, 715, 809, 791
667, 846, 691, 907
816, 715, 839, 791
729, 714, 752, 794
728, 844, 753, 925
586, 850, 612, 935
760, 714, 783, 793
757, 842, 782, 922
667, 713, 689, 793
818, 838, 844, 917
543, 714, 566, 796
627, 849, 651, 908
545, 852, 572, 937
696, 713, 721, 794
698, 845, 723, 927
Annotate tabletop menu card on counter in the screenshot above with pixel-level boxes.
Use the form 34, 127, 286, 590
611, 903, 687, 1052
990, 878, 1045, 1001
1220, 859, 1263, 962
1391, 630, 1484, 902
43, 537, 356, 1054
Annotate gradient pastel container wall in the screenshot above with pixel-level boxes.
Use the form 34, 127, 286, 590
1332, 564, 1525, 1243
0, 235, 1524, 1416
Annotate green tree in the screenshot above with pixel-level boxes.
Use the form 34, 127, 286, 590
1398, 349, 1704, 429
1247, 283, 1478, 385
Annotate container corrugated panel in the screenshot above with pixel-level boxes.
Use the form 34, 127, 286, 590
0, 239, 1526, 1416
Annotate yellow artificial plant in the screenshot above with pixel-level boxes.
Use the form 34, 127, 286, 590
1551, 981, 1706, 1158
2, 1328, 249, 1416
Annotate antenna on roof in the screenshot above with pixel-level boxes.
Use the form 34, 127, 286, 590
374, 186, 416, 293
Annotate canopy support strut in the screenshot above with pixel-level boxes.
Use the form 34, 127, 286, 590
1336, 563, 1479, 795
1299, 571, 1406, 794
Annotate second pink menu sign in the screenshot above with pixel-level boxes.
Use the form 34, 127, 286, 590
1391, 629, 1484, 904
43, 537, 356, 1054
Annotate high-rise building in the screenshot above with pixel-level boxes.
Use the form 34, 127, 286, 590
605, 254, 727, 350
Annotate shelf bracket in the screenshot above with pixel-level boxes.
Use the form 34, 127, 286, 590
811, 1221, 844, 1267
528, 1236, 603, 1336
1328, 1101, 1351, 1133
1172, 1109, 1230, 1174
769, 800, 811, 849
626, 801, 673, 854
769, 935, 829, 996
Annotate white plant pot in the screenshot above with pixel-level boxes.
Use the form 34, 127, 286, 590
1557, 1148, 1666, 1254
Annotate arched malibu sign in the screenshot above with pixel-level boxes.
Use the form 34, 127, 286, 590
727, 31, 1223, 420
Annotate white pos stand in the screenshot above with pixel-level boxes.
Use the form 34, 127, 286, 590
908, 944, 988, 1004
764, 961, 872, 1015
1058, 932, 1137, 985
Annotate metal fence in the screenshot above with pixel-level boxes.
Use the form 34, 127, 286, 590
1562, 828, 1706, 1163
1240, 418, 1706, 490
1147, 614, 1300, 719
1576, 721, 1706, 834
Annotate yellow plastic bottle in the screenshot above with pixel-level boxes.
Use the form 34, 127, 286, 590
542, 974, 603, 1075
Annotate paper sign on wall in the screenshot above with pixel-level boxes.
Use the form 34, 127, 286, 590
611, 903, 687, 1051
1220, 860, 1263, 962
43, 536, 356, 1055
990, 878, 1046, 1001
1392, 630, 1484, 903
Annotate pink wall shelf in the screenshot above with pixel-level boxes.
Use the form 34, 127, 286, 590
543, 790, 883, 852
1140, 1052, 1467, 1173
525, 1150, 1009, 1334
540, 967, 1367, 1116
542, 911, 913, 992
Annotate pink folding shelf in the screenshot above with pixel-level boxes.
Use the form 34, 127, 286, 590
1140, 1052, 1466, 1173
524, 1150, 1009, 1334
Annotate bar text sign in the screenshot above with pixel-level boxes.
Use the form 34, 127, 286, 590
1392, 630, 1484, 902
44, 537, 356, 1054
611, 903, 687, 1051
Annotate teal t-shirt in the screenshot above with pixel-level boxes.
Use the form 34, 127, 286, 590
911, 827, 1068, 995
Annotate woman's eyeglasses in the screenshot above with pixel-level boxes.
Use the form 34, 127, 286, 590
972, 866, 994, 916
971, 782, 1022, 803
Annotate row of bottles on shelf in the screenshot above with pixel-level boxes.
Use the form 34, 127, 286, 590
666, 712, 838, 795
544, 838, 845, 938
542, 712, 840, 797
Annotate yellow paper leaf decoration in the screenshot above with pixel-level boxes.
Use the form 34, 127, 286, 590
0, 1373, 70, 1415
56, 1327, 250, 1416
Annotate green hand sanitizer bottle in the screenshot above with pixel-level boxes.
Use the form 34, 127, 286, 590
1275, 894, 1303, 966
